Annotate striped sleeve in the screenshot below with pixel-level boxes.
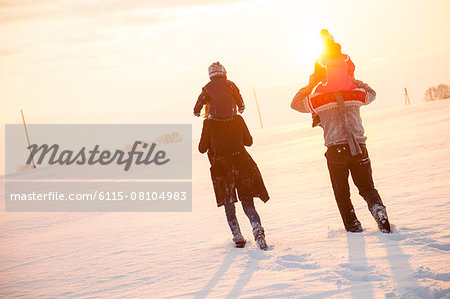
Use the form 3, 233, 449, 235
291, 86, 313, 113
354, 80, 376, 104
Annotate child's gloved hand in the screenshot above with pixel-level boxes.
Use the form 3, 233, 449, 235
238, 106, 245, 114
194, 112, 201, 117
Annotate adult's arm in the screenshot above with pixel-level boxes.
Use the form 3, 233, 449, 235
198, 119, 210, 153
354, 79, 376, 105
237, 115, 253, 146
290, 85, 313, 113
291, 78, 376, 113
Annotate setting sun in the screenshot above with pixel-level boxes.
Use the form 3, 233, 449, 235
1, 0, 450, 298
295, 30, 324, 66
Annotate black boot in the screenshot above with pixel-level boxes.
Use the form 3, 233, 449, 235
233, 234, 246, 248
252, 223, 267, 250
371, 204, 391, 233
346, 219, 363, 233
228, 218, 246, 248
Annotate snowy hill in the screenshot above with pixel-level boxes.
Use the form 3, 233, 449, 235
1, 100, 450, 298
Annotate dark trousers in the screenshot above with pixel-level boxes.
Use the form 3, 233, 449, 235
224, 199, 261, 236
325, 144, 385, 230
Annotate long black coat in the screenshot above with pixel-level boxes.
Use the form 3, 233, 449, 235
198, 115, 269, 207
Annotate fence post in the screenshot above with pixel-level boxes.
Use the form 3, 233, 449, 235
252, 87, 263, 129
20, 109, 36, 168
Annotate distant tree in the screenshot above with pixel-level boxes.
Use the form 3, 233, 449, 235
425, 84, 450, 101
424, 88, 433, 102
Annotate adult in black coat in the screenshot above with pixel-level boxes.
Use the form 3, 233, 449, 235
198, 115, 269, 249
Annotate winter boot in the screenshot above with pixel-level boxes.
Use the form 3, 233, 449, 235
252, 223, 267, 250
371, 204, 391, 233
233, 234, 246, 248
346, 219, 363, 233
228, 218, 246, 248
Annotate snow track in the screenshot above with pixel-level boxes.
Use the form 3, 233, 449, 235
1, 100, 450, 298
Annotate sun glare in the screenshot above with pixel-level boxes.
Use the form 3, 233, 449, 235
292, 31, 324, 67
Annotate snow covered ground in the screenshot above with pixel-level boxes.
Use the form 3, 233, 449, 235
1, 100, 450, 298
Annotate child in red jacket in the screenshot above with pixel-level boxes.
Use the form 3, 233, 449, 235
310, 29, 357, 127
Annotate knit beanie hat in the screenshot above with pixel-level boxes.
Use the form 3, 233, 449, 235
320, 29, 335, 43
208, 62, 226, 78
320, 29, 342, 58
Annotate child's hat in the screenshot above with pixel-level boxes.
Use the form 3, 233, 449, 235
320, 29, 335, 43
208, 62, 226, 78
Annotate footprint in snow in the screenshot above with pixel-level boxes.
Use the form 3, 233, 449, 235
335, 263, 387, 282
414, 266, 450, 282
275, 254, 320, 270
338, 262, 374, 272
427, 243, 450, 252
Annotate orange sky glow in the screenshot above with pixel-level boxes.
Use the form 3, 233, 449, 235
1, 0, 450, 173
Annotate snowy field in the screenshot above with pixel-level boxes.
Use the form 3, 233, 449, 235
1, 100, 450, 298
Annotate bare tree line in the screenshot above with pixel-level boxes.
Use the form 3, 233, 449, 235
425, 84, 450, 102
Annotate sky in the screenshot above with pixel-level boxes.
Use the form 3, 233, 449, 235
1, 0, 450, 173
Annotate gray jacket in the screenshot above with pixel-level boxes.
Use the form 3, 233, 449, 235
291, 80, 376, 148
